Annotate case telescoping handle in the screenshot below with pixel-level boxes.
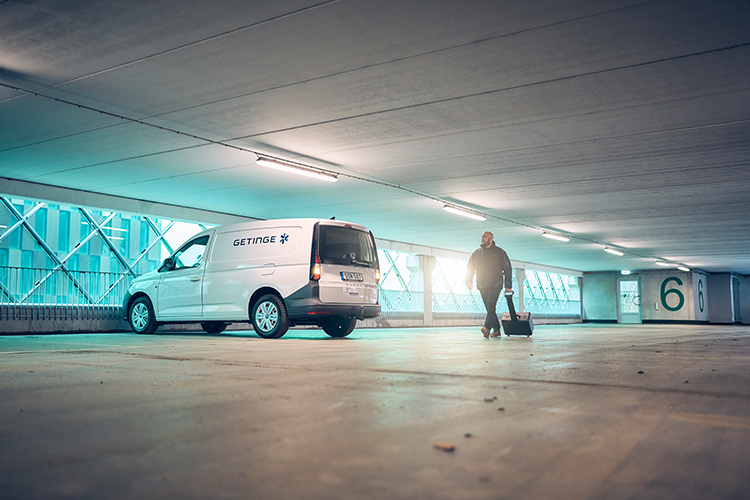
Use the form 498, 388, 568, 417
505, 290, 518, 320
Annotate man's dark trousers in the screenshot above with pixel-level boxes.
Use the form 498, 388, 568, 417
479, 286, 502, 331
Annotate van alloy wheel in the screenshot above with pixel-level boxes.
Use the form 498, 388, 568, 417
256, 301, 277, 331
129, 296, 158, 334
251, 294, 289, 339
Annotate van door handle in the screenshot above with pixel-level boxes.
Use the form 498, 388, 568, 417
190, 277, 201, 282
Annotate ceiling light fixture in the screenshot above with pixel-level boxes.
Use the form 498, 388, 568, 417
1, 82, 711, 274
677, 266, 690, 272
256, 156, 338, 183
541, 231, 570, 242
604, 247, 624, 256
655, 261, 672, 267
442, 204, 486, 221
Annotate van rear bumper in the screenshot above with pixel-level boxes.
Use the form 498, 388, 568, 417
285, 283, 380, 324
289, 303, 381, 323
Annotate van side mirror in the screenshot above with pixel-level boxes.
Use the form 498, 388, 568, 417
159, 257, 175, 272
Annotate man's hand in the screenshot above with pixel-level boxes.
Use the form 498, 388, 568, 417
466, 281, 473, 291
505, 288, 513, 295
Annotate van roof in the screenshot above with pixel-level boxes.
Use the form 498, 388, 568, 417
210, 218, 370, 234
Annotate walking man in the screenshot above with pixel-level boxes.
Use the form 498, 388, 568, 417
465, 231, 513, 338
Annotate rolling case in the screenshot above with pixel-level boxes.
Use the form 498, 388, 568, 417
501, 292, 533, 336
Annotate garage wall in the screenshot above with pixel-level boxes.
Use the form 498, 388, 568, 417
707, 273, 747, 324
582, 273, 618, 321
740, 276, 750, 325
640, 271, 705, 322
583, 271, 710, 323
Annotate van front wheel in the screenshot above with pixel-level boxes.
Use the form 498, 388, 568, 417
251, 295, 289, 339
129, 296, 158, 334
322, 316, 357, 338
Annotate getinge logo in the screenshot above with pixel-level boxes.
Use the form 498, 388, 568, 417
232, 233, 289, 246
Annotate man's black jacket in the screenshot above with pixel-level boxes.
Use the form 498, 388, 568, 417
465, 242, 512, 290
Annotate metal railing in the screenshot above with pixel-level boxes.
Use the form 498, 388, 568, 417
0, 266, 131, 321
0, 265, 583, 324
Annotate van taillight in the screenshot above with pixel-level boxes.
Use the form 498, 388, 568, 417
312, 262, 321, 281
376, 268, 381, 283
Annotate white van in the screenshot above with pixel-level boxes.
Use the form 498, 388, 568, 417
123, 218, 381, 338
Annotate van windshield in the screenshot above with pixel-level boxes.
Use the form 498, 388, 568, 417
318, 225, 378, 268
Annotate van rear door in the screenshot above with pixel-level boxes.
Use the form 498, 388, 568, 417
315, 224, 379, 305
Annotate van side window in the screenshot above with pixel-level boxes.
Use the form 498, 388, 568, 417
172, 235, 209, 270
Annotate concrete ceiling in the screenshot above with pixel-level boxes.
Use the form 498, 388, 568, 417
2, 0, 749, 275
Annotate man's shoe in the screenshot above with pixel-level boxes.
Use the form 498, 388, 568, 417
490, 328, 502, 338
481, 327, 490, 338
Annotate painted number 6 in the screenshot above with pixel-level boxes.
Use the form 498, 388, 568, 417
661, 277, 685, 312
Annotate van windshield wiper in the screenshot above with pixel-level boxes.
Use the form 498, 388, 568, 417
350, 257, 372, 267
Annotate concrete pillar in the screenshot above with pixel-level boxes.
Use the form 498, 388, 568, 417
578, 276, 584, 319
516, 268, 526, 313
406, 256, 424, 314
708, 273, 734, 324
739, 276, 750, 325
407, 255, 435, 326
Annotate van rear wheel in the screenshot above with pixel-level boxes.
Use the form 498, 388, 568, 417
251, 294, 289, 339
322, 316, 357, 338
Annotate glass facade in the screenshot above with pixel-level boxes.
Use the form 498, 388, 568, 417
1, 195, 580, 320
524, 269, 581, 316
377, 248, 418, 313
377, 250, 580, 317
0, 196, 210, 307
433, 256, 498, 314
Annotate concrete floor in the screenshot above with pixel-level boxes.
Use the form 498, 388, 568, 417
1, 324, 749, 500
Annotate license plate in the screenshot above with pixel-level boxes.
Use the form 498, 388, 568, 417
340, 271, 364, 282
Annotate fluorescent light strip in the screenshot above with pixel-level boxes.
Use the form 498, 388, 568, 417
604, 247, 624, 256
677, 266, 690, 272
442, 205, 486, 221
655, 261, 672, 267
541, 232, 570, 242
0, 84, 705, 272
256, 157, 338, 183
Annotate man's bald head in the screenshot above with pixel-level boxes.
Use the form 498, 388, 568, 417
481, 231, 494, 248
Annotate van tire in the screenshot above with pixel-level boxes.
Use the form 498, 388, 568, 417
322, 316, 357, 338
129, 296, 158, 334
201, 322, 229, 334
251, 294, 289, 339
